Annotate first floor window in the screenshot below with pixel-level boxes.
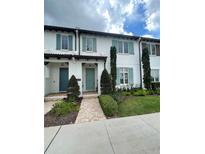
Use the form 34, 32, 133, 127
120, 72, 124, 84
62, 35, 68, 49
119, 68, 129, 84
151, 69, 160, 82
124, 72, 128, 84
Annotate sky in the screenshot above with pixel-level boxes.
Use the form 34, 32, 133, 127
44, 0, 160, 39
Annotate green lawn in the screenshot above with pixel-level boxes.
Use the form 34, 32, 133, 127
118, 96, 160, 117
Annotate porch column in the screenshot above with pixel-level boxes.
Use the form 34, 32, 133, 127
69, 59, 83, 97
97, 62, 104, 95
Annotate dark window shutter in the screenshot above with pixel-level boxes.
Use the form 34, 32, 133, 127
69, 35, 73, 50
56, 34, 61, 50
93, 38, 96, 52
82, 36, 86, 51
156, 44, 160, 56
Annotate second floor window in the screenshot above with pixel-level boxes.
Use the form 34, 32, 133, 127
142, 43, 160, 56
87, 38, 93, 51
82, 36, 97, 52
62, 35, 68, 50
124, 42, 128, 53
56, 34, 73, 51
112, 40, 134, 54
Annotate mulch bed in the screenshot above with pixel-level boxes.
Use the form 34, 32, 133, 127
44, 97, 82, 127
44, 111, 79, 127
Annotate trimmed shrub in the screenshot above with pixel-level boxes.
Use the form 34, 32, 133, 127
134, 89, 148, 96
110, 92, 124, 103
151, 82, 160, 90
99, 95, 118, 117
100, 69, 112, 94
142, 48, 151, 89
122, 91, 131, 96
130, 90, 134, 95
155, 89, 160, 95
110, 46, 117, 91
67, 75, 80, 101
147, 90, 155, 95
50, 100, 79, 116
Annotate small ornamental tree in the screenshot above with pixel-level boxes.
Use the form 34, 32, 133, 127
142, 48, 151, 89
110, 46, 117, 91
67, 75, 80, 101
100, 69, 112, 94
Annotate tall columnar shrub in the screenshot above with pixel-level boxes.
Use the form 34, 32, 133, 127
67, 75, 80, 101
110, 46, 117, 91
142, 48, 151, 89
100, 69, 112, 94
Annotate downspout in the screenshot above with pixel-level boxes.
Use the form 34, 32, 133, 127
74, 30, 77, 51
78, 31, 80, 55
138, 37, 142, 88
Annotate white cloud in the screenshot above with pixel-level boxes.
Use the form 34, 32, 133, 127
142, 34, 155, 38
45, 0, 137, 35
141, 0, 160, 31
44, 0, 159, 36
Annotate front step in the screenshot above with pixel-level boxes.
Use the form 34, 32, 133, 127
44, 95, 67, 102
83, 93, 99, 99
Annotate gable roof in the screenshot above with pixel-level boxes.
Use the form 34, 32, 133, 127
44, 25, 160, 42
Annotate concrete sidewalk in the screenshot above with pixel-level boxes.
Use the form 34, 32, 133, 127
44, 113, 160, 154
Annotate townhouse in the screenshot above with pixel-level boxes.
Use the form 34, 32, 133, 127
44, 25, 160, 96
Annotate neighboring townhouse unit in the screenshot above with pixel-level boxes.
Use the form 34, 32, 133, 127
139, 38, 160, 87
44, 25, 160, 96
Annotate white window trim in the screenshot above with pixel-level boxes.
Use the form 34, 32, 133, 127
141, 42, 159, 57
113, 39, 134, 55
119, 68, 129, 85
151, 44, 156, 56
86, 37, 93, 52
151, 69, 160, 82
61, 34, 73, 51
84, 37, 96, 52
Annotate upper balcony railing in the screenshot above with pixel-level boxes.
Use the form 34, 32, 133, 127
44, 49, 107, 57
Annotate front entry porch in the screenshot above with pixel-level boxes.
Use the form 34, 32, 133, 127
44, 53, 106, 96
82, 63, 98, 93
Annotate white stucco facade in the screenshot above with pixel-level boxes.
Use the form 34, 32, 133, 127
44, 26, 160, 95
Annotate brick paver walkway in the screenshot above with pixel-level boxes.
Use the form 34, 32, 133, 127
75, 96, 106, 123
44, 101, 57, 115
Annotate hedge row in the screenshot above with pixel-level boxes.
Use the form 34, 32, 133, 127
99, 95, 118, 117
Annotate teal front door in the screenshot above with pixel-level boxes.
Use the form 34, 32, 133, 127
86, 68, 95, 91
59, 68, 68, 91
